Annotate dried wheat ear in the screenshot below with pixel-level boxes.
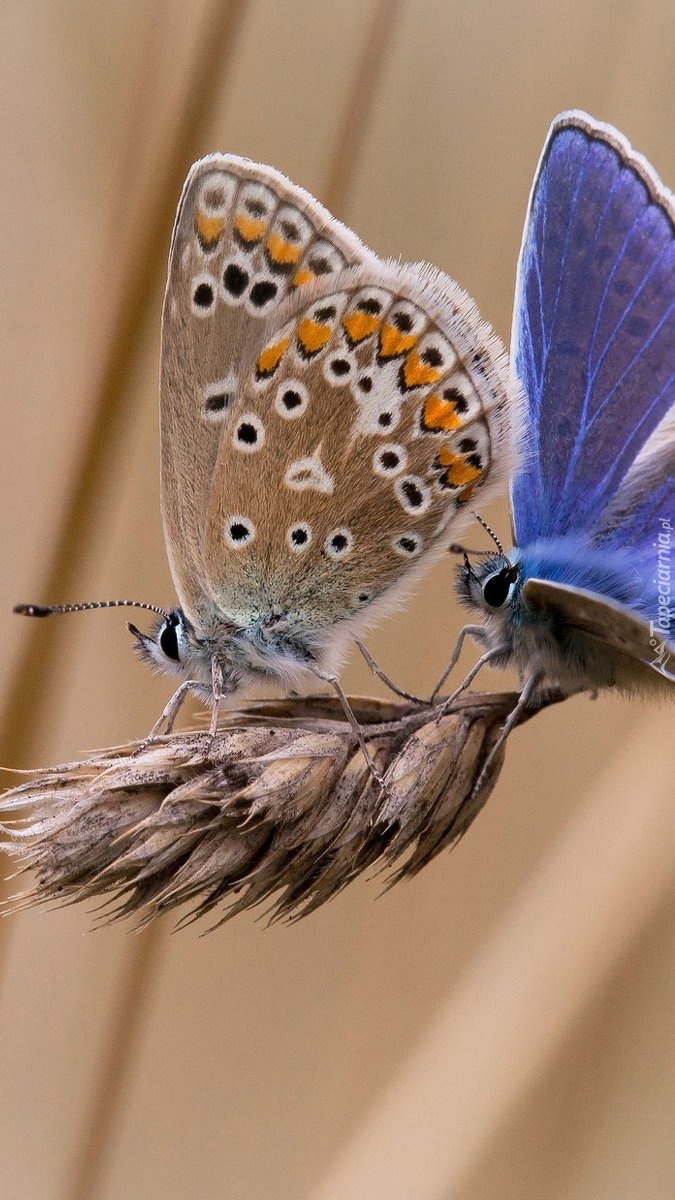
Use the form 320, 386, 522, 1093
0, 691, 560, 929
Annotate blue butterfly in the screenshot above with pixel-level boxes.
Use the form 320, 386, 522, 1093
449, 111, 675, 767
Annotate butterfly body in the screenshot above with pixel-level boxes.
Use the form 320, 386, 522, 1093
454, 111, 675, 746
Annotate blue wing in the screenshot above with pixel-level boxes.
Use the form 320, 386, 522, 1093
596, 440, 674, 551
594, 439, 674, 634
511, 111, 675, 546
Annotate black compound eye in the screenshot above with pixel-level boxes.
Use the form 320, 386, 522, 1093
483, 566, 517, 609
159, 619, 180, 661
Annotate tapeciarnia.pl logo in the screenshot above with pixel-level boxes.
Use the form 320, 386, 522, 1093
650, 516, 673, 674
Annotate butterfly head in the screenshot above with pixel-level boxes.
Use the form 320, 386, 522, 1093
128, 609, 215, 687
453, 511, 521, 620
456, 550, 521, 617
127, 606, 317, 697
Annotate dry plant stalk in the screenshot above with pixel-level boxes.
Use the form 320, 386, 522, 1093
0, 691, 556, 928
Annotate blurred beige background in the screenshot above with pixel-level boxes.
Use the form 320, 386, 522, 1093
1, 2, 674, 1198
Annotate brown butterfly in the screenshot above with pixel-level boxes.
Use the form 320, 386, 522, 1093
16, 154, 518, 774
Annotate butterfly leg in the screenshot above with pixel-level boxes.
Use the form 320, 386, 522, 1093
311, 666, 388, 791
208, 657, 225, 738
435, 643, 511, 724
428, 624, 491, 703
145, 679, 198, 739
471, 669, 544, 796
354, 639, 425, 704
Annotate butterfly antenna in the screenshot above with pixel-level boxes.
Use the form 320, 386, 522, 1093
470, 511, 505, 555
448, 542, 493, 557
447, 543, 481, 583
14, 599, 171, 619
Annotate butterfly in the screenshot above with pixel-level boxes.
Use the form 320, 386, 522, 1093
445, 110, 675, 775
16, 153, 517, 769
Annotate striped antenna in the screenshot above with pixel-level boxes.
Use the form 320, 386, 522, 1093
470, 511, 505, 556
448, 542, 495, 557
14, 599, 170, 619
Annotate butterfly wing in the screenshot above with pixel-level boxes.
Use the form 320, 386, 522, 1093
199, 258, 516, 640
590, 430, 674, 640
522, 578, 675, 688
160, 154, 379, 623
511, 110, 675, 546
596, 436, 674, 551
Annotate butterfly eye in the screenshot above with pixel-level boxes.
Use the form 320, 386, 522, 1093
159, 617, 180, 662
483, 565, 518, 609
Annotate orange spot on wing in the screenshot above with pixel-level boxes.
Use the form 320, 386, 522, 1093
297, 317, 332, 356
342, 310, 379, 344
436, 445, 483, 488
256, 336, 290, 377
378, 323, 416, 358
458, 481, 478, 502
292, 267, 314, 287
421, 392, 462, 432
402, 351, 442, 389
194, 211, 225, 249
234, 213, 266, 245
267, 233, 301, 265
